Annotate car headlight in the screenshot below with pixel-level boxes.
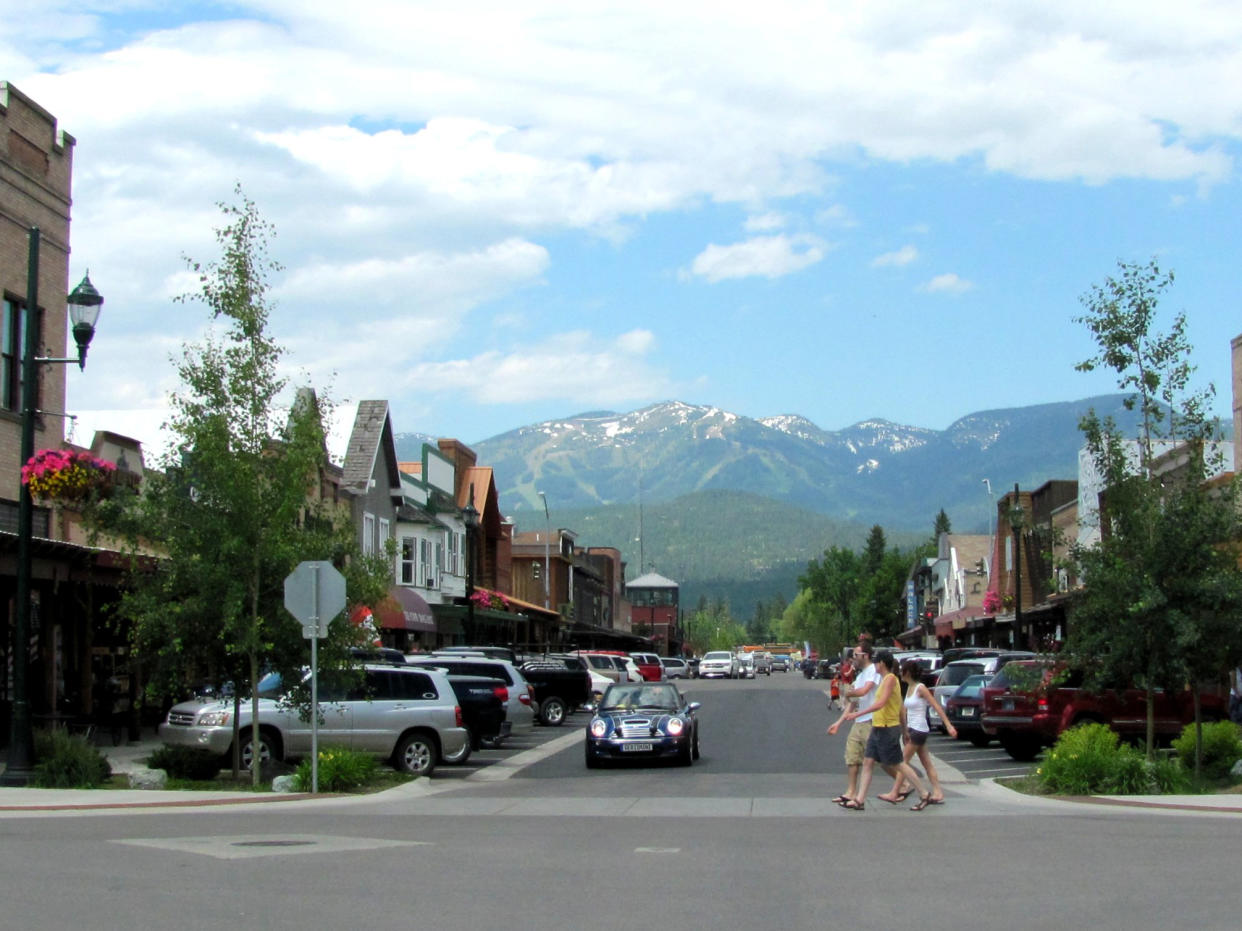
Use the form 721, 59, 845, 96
590, 719, 609, 737
666, 717, 685, 736
197, 711, 231, 727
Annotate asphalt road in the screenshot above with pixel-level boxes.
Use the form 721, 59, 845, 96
0, 673, 1235, 931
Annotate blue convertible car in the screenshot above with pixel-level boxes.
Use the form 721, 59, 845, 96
585, 682, 701, 768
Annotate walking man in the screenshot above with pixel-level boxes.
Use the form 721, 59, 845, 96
827, 643, 880, 805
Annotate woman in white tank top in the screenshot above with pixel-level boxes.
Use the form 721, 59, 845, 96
878, 660, 956, 805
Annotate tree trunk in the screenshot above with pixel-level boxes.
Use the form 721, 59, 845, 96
1193, 686, 1203, 781
250, 649, 261, 788
231, 691, 241, 778
1145, 689, 1155, 762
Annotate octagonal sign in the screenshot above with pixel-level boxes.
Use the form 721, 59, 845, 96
284, 560, 346, 638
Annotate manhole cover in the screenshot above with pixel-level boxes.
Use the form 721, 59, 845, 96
231, 840, 317, 848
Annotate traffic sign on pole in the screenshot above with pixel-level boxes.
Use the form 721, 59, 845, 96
283, 560, 347, 793
284, 560, 346, 638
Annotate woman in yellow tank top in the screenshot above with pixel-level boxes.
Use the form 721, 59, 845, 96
839, 650, 932, 811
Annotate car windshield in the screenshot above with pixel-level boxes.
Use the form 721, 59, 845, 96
601, 685, 679, 711
703, 651, 731, 660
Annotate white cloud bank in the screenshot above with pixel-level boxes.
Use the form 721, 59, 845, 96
688, 235, 829, 282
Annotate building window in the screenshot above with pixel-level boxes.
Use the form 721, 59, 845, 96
362, 513, 375, 555
400, 537, 416, 584
1, 298, 38, 412
378, 517, 390, 547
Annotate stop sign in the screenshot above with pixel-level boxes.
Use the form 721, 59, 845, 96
284, 560, 346, 638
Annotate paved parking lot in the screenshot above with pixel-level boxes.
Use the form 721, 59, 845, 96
923, 728, 1037, 781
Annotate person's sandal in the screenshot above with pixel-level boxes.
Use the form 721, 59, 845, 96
831, 795, 849, 805
843, 799, 865, 811
910, 793, 932, 811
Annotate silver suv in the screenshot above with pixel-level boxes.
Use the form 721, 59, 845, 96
158, 664, 468, 777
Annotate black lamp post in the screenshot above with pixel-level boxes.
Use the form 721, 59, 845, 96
1008, 484, 1024, 652
2, 227, 103, 786
462, 489, 478, 639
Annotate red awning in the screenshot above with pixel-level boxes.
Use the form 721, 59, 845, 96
375, 586, 437, 633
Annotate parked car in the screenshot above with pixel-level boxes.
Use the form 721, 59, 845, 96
575, 651, 626, 683
687, 657, 700, 678
929, 660, 987, 730
630, 652, 666, 682
815, 659, 835, 680
737, 653, 756, 679
944, 673, 993, 746
439, 674, 508, 761
751, 651, 773, 676
929, 652, 1035, 728
771, 655, 791, 672
981, 660, 1227, 761
405, 654, 535, 743
585, 682, 701, 768
518, 657, 593, 725
698, 650, 738, 679
159, 664, 468, 777
660, 657, 690, 679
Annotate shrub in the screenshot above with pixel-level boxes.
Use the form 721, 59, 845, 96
1037, 723, 1145, 795
31, 728, 111, 788
291, 746, 377, 792
1171, 720, 1242, 780
146, 745, 222, 781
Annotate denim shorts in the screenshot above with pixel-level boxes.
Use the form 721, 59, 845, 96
865, 725, 904, 765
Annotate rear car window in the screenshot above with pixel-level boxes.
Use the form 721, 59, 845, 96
941, 663, 984, 686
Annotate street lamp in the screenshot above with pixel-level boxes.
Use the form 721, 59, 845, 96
462, 488, 479, 639
2, 227, 103, 786
537, 490, 550, 610
1008, 484, 1024, 652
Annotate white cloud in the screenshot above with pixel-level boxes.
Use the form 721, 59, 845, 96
405, 329, 673, 406
687, 235, 828, 283
744, 212, 787, 232
920, 273, 975, 294
872, 245, 919, 267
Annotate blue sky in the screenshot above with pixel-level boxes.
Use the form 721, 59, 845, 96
5, 2, 1242, 459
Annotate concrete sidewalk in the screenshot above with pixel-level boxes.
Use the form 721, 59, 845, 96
1, 738, 1240, 814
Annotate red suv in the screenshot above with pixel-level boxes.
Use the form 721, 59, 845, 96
981, 660, 1225, 761
630, 653, 666, 682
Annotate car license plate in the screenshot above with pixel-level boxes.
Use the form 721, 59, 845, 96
1002, 699, 1014, 711
622, 742, 653, 752
961, 707, 975, 717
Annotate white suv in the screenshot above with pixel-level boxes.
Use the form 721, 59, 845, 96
698, 650, 738, 679
159, 664, 468, 777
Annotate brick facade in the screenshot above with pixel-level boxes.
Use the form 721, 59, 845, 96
0, 82, 76, 502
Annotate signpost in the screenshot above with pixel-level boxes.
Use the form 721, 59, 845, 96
284, 560, 346, 792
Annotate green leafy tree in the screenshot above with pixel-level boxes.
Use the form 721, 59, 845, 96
94, 188, 389, 784
1069, 259, 1242, 762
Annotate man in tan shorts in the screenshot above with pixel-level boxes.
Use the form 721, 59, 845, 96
828, 643, 881, 805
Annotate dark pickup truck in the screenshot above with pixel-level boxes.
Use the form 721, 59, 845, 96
981, 660, 1226, 760
519, 656, 593, 726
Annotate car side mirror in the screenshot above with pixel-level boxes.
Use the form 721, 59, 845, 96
582, 703, 597, 714
687, 702, 701, 713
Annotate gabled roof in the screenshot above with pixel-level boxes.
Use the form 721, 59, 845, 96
342, 400, 402, 494
628, 571, 678, 589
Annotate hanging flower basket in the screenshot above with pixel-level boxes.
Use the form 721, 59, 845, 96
470, 588, 511, 611
21, 448, 117, 503
982, 590, 1002, 614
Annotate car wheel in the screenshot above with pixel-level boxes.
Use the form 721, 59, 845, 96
394, 732, 437, 777
585, 743, 601, 769
969, 733, 991, 748
677, 738, 693, 766
539, 696, 567, 726
442, 728, 473, 765
235, 729, 277, 771
692, 730, 701, 760
479, 735, 503, 750
1000, 734, 1041, 762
